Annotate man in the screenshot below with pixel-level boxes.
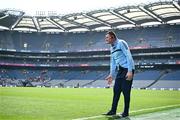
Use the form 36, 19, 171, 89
104, 31, 135, 117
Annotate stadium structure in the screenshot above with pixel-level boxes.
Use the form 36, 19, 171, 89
0, 0, 180, 90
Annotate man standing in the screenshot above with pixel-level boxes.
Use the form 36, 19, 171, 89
104, 31, 135, 117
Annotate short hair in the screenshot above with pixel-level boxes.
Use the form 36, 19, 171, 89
106, 31, 117, 39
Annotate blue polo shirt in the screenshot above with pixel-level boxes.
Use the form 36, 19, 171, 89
110, 39, 135, 77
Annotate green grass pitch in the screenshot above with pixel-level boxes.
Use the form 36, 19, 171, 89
0, 87, 180, 120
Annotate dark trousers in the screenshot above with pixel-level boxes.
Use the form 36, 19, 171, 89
111, 67, 134, 114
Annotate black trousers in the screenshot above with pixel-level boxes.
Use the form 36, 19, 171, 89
111, 67, 134, 114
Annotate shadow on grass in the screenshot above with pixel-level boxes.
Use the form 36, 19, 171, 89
105, 115, 131, 120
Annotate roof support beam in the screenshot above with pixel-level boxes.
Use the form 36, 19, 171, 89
109, 10, 136, 25
61, 17, 90, 30
46, 18, 66, 31
82, 13, 112, 27
32, 17, 40, 31
50, 18, 66, 31
10, 12, 25, 30
139, 6, 163, 22
0, 14, 9, 20
172, 1, 180, 12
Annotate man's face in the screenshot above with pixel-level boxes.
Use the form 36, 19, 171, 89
105, 34, 114, 44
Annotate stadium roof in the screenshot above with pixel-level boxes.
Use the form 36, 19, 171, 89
0, 1, 180, 32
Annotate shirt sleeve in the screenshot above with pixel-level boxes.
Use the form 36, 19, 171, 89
110, 54, 116, 77
120, 41, 134, 72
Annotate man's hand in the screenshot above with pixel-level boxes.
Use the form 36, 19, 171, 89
105, 75, 113, 85
126, 71, 133, 81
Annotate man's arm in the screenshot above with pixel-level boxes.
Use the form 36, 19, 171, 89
120, 41, 134, 80
110, 55, 116, 77
105, 54, 116, 85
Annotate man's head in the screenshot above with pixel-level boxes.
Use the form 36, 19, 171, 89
105, 31, 117, 44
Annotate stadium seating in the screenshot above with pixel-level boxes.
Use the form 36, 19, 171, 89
160, 70, 180, 80
1, 68, 179, 88
0, 25, 180, 88
0, 25, 179, 52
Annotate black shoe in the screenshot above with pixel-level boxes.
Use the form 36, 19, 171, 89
120, 112, 129, 117
102, 110, 116, 116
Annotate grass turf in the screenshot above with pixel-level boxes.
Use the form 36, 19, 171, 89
0, 87, 180, 120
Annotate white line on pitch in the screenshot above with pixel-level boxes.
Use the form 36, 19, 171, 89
72, 104, 180, 120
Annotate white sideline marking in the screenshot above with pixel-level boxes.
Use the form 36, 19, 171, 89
72, 104, 180, 120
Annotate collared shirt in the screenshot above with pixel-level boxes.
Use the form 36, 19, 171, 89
110, 38, 135, 77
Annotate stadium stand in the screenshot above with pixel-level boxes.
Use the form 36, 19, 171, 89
0, 45, 180, 88
0, 24, 180, 52
0, 1, 180, 89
